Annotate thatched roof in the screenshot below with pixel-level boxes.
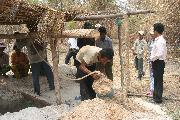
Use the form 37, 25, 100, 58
0, 0, 56, 25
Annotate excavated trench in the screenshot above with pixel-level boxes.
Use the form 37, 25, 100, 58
0, 92, 49, 115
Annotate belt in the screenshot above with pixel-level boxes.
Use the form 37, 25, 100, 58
70, 48, 78, 51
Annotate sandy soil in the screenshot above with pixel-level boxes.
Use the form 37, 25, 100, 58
0, 43, 179, 120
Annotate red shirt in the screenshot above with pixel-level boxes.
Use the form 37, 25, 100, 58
11, 52, 29, 65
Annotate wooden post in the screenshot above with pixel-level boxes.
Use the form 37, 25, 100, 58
124, 15, 131, 97
118, 24, 124, 89
50, 39, 62, 105
73, 10, 154, 21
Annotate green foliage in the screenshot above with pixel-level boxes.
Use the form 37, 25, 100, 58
27, 0, 40, 4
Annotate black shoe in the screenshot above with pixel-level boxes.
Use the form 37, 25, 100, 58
49, 87, 55, 90
149, 98, 162, 104
34, 92, 40, 96
154, 99, 162, 104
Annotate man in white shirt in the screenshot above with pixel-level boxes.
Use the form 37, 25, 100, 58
76, 45, 114, 101
150, 23, 167, 103
65, 38, 79, 66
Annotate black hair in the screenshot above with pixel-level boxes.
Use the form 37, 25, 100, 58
154, 23, 164, 34
83, 22, 94, 29
98, 26, 107, 34
13, 45, 20, 50
27, 21, 38, 32
14, 32, 20, 34
99, 48, 114, 60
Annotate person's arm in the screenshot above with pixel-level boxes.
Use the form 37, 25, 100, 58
132, 40, 137, 55
107, 37, 113, 49
11, 53, 16, 65
79, 61, 100, 80
23, 53, 29, 64
5, 54, 9, 65
79, 61, 92, 74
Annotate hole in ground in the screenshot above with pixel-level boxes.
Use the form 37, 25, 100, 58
0, 94, 47, 115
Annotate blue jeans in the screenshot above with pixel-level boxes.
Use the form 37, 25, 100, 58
149, 62, 154, 91
31, 61, 55, 95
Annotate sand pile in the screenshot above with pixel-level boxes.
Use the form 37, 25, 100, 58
0, 105, 70, 120
61, 98, 130, 120
92, 74, 113, 98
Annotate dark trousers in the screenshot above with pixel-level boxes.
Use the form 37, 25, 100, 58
152, 60, 165, 102
105, 60, 113, 80
31, 61, 55, 95
76, 63, 96, 101
65, 49, 78, 66
134, 56, 144, 79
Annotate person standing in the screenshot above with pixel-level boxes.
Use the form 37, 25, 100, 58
15, 24, 55, 96
77, 22, 95, 49
76, 45, 114, 101
96, 26, 113, 80
0, 42, 10, 77
132, 31, 147, 80
147, 30, 155, 96
65, 38, 79, 66
150, 23, 167, 103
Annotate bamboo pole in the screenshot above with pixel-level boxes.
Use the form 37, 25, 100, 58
73, 10, 154, 21
0, 29, 99, 39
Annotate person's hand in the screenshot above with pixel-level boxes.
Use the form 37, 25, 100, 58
133, 52, 137, 55
92, 73, 100, 80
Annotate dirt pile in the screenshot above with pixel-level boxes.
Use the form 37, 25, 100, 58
61, 98, 130, 120
0, 105, 70, 120
92, 74, 113, 97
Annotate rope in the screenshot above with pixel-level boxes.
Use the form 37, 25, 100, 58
61, 70, 101, 81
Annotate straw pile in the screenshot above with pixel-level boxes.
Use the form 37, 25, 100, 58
61, 98, 130, 120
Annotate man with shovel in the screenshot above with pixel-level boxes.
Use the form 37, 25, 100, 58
76, 45, 114, 101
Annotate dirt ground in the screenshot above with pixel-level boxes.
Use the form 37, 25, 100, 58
0, 43, 179, 119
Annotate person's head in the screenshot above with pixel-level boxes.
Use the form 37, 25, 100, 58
83, 22, 93, 29
98, 48, 114, 65
138, 31, 144, 40
98, 26, 107, 40
0, 42, 6, 53
153, 23, 164, 37
149, 29, 155, 39
26, 22, 38, 32
13, 45, 21, 54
